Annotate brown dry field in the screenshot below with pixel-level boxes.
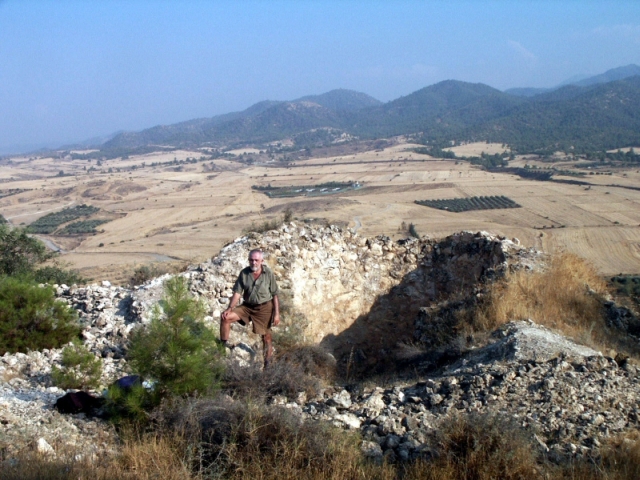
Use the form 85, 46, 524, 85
1, 143, 640, 283
444, 141, 509, 156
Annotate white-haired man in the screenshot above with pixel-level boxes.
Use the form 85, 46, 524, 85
220, 249, 280, 367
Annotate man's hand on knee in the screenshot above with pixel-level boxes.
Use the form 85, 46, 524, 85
222, 309, 237, 323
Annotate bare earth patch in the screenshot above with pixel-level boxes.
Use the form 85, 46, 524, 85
1, 143, 640, 281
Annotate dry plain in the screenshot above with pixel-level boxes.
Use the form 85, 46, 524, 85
1, 142, 640, 283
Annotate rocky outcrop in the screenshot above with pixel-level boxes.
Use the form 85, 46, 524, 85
296, 321, 640, 462
1, 224, 636, 463
0, 357, 114, 460
456, 320, 601, 366
134, 226, 536, 341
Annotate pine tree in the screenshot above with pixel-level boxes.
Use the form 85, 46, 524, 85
127, 276, 225, 398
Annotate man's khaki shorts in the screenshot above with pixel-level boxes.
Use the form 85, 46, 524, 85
232, 301, 273, 335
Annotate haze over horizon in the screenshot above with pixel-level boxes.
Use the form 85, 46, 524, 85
2, 0, 640, 154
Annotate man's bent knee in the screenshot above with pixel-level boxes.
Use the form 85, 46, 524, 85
222, 312, 241, 325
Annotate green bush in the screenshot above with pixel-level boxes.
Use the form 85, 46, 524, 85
127, 276, 225, 399
0, 276, 80, 355
33, 264, 85, 285
105, 382, 152, 424
51, 340, 103, 390
0, 224, 83, 284
129, 263, 174, 287
0, 224, 53, 277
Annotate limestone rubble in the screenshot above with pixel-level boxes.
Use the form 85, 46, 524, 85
297, 321, 640, 461
1, 223, 638, 462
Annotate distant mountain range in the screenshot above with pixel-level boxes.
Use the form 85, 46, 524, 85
96, 65, 640, 154
101, 89, 379, 151
504, 64, 640, 97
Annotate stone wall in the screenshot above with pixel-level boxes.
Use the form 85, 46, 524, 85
134, 224, 539, 359
0, 224, 545, 457
1, 225, 541, 387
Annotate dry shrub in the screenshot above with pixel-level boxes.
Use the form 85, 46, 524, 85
561, 432, 640, 480
223, 356, 322, 399
0, 435, 190, 480
407, 412, 543, 480
114, 434, 193, 479
223, 344, 335, 401
0, 453, 78, 480
475, 253, 621, 351
277, 344, 337, 382
128, 261, 189, 287
598, 433, 640, 479
243, 218, 281, 235
154, 396, 395, 480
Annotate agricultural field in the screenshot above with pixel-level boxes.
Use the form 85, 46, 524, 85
444, 142, 509, 157
416, 195, 520, 213
252, 181, 360, 198
1, 141, 640, 282
0, 188, 29, 199
27, 205, 100, 234
57, 219, 111, 235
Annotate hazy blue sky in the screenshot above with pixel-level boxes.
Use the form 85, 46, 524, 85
2, 0, 640, 153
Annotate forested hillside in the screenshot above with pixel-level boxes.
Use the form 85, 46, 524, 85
103, 90, 378, 149
94, 71, 640, 155
471, 76, 640, 152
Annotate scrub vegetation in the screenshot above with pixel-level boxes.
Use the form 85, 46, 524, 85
2, 247, 640, 479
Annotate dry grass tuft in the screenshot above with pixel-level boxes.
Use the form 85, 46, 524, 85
277, 344, 337, 382
473, 252, 640, 355
403, 412, 543, 480
223, 355, 323, 400
555, 432, 640, 480
595, 432, 640, 480
154, 396, 395, 480
476, 253, 606, 332
0, 435, 191, 480
115, 434, 193, 479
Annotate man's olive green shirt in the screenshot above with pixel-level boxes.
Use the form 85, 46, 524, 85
233, 265, 279, 305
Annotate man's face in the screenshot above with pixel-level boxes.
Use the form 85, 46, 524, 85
249, 253, 263, 272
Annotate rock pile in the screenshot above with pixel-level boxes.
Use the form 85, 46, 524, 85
56, 281, 132, 375
1, 223, 636, 464
297, 321, 640, 462
0, 359, 114, 459
133, 225, 537, 351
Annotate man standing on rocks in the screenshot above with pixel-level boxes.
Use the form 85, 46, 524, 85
221, 249, 280, 367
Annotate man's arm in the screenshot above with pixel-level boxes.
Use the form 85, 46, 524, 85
221, 292, 241, 321
271, 295, 280, 326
